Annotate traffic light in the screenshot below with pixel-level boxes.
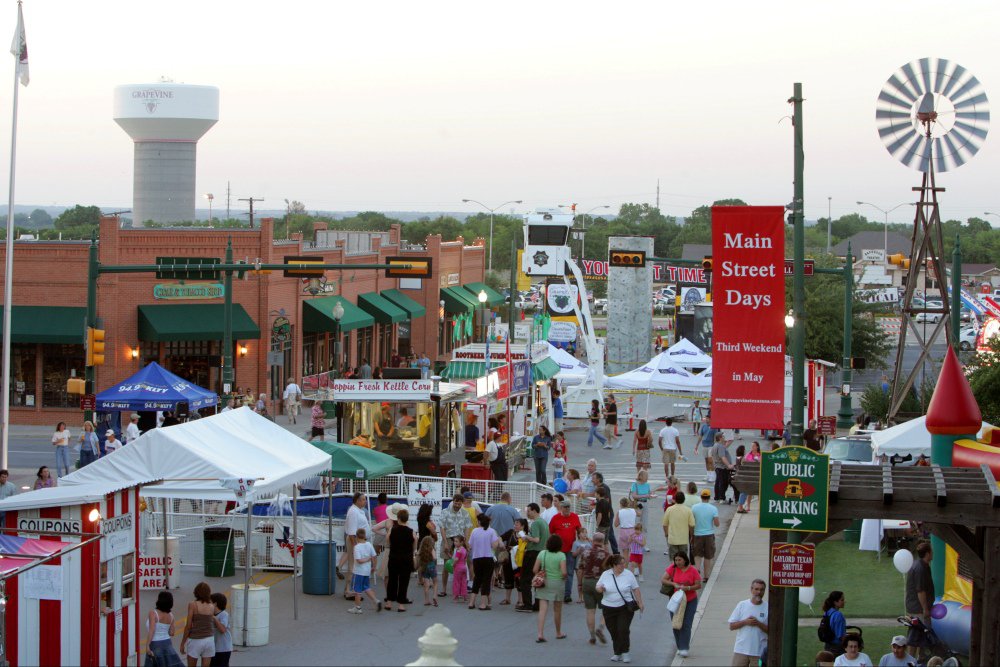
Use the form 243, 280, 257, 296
608, 250, 646, 268
66, 377, 86, 394
86, 327, 105, 366
385, 256, 433, 278
702, 256, 713, 272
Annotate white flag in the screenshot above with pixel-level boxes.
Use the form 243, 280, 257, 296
9, 3, 27, 86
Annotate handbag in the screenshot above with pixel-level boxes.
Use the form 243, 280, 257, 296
532, 553, 547, 588
612, 572, 640, 613
660, 581, 675, 596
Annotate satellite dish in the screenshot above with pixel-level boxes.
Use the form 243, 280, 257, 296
876, 58, 990, 172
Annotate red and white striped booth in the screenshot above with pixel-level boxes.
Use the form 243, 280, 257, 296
0, 483, 142, 667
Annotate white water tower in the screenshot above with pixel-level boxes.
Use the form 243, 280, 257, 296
114, 82, 219, 226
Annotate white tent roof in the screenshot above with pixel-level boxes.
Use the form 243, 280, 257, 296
605, 351, 711, 392
663, 338, 712, 368
0, 482, 131, 512
547, 342, 588, 378
54, 407, 331, 500
871, 416, 995, 458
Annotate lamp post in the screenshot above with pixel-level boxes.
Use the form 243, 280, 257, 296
826, 196, 832, 253
204, 193, 214, 225
985, 212, 1000, 225
856, 201, 912, 255
332, 301, 344, 379
478, 290, 489, 376
837, 243, 855, 429
462, 198, 523, 274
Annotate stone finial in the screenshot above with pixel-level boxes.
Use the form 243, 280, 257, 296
926, 347, 982, 435
405, 623, 461, 667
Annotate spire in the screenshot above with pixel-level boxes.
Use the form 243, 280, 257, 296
925, 347, 981, 435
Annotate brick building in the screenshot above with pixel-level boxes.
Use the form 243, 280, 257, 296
0, 216, 490, 425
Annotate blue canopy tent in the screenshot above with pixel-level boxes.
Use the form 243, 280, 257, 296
95, 362, 218, 412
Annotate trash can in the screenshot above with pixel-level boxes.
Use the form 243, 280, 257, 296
231, 584, 269, 646
843, 518, 862, 543
204, 526, 235, 577
302, 540, 336, 595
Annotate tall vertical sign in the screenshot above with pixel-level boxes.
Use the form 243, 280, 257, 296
711, 206, 785, 428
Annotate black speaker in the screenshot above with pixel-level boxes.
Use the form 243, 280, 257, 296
176, 401, 190, 418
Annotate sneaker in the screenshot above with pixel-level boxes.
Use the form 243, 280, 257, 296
564, 596, 573, 603
515, 605, 533, 613
610, 656, 621, 662
602, 445, 612, 450
678, 649, 689, 657
621, 654, 631, 663
347, 606, 363, 614
376, 601, 383, 613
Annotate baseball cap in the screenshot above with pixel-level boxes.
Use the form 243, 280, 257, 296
559, 500, 571, 508
462, 491, 474, 499
105, 429, 115, 436
891, 635, 907, 647
700, 489, 711, 498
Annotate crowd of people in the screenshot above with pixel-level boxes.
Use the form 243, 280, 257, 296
141, 583, 232, 667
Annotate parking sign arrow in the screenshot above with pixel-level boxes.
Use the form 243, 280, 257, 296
782, 517, 802, 529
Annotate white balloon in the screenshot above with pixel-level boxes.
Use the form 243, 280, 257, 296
799, 586, 815, 606
893, 549, 914, 574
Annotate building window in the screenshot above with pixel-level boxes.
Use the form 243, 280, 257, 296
397, 322, 412, 359
42, 344, 85, 408
378, 324, 393, 366
9, 343, 36, 407
121, 552, 136, 603
161, 341, 217, 393
141, 341, 160, 365
302, 333, 318, 377
356, 326, 373, 367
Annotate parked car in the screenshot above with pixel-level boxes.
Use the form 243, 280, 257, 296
960, 326, 978, 351
594, 298, 608, 313
915, 312, 942, 324
822, 436, 874, 465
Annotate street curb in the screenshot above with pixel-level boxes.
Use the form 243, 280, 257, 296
670, 504, 746, 667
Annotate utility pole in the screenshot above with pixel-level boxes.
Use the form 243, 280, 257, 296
836, 243, 855, 428
656, 179, 660, 210
239, 197, 264, 228
226, 181, 231, 220
826, 196, 832, 253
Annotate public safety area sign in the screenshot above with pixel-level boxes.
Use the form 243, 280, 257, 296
770, 542, 816, 587
759, 446, 829, 533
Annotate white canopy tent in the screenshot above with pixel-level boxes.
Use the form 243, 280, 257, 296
663, 337, 713, 368
547, 342, 589, 385
871, 415, 995, 459
605, 352, 711, 393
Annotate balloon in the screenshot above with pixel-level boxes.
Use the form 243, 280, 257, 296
893, 549, 914, 575
931, 603, 948, 620
553, 478, 568, 494
799, 586, 815, 606
444, 558, 454, 574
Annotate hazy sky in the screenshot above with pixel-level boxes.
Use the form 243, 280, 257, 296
4, 0, 1000, 225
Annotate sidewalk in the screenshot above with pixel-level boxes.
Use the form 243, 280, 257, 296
673, 503, 770, 667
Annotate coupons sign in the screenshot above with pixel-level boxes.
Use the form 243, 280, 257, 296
710, 206, 785, 429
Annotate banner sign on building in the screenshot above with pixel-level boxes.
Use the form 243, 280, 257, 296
325, 378, 434, 402
153, 282, 225, 300
710, 206, 786, 429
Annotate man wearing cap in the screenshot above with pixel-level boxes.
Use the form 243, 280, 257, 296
104, 429, 122, 455
125, 414, 141, 445
877, 636, 914, 667
461, 488, 481, 528
728, 579, 769, 667
549, 500, 582, 603
440, 493, 473, 595
692, 489, 720, 580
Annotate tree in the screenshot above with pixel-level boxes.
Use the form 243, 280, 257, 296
28, 208, 52, 228
969, 335, 1000, 424
54, 205, 101, 230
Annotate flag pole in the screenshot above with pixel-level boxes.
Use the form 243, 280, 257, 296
1, 2, 25, 470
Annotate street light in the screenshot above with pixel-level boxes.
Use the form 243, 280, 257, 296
478, 290, 489, 344
332, 301, 345, 376
985, 212, 1000, 225
461, 198, 523, 274
826, 196, 832, 254
856, 201, 912, 255
203, 193, 214, 226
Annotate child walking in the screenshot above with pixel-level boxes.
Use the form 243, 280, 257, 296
552, 432, 568, 480
627, 523, 646, 582
451, 535, 468, 602
348, 528, 381, 614
208, 593, 232, 667
416, 535, 439, 607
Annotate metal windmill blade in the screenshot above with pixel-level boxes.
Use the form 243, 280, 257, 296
875, 58, 990, 172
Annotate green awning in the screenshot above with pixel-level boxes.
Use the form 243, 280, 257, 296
462, 282, 505, 307
532, 356, 561, 382
0, 306, 86, 344
137, 304, 260, 342
310, 441, 404, 480
358, 292, 407, 325
441, 287, 478, 314
303, 296, 374, 334
381, 289, 426, 320
441, 360, 503, 380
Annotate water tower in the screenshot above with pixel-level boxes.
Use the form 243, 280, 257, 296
114, 82, 219, 226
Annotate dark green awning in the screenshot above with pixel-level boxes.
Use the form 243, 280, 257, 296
0, 305, 86, 344
138, 304, 261, 342
303, 296, 374, 334
531, 357, 561, 382
381, 289, 426, 320
441, 360, 503, 380
462, 282, 505, 307
441, 287, 477, 314
358, 292, 407, 325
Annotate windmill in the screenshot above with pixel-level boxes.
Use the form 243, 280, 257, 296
875, 58, 990, 420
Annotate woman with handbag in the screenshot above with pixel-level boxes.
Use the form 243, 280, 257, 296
384, 506, 415, 612
533, 534, 567, 642
467, 514, 501, 611
661, 551, 702, 658
596, 554, 644, 663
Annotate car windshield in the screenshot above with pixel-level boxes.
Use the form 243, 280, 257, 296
825, 439, 873, 462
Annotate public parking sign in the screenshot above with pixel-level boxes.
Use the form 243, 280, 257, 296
770, 542, 816, 587
759, 446, 829, 533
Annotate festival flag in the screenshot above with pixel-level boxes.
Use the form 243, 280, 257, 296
9, 2, 28, 86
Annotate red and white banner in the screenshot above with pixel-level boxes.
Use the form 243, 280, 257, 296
710, 206, 785, 429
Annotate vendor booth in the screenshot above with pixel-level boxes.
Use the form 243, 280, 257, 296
96, 361, 218, 431
303, 377, 471, 476
546, 342, 589, 385
663, 337, 713, 369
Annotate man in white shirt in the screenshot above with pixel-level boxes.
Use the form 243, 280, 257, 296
539, 493, 558, 523
340, 493, 370, 597
125, 414, 141, 444
104, 430, 122, 454
283, 379, 302, 424
728, 579, 769, 667
658, 417, 684, 478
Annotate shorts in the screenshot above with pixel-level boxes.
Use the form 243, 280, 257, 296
662, 449, 677, 464
421, 562, 438, 580
582, 577, 603, 610
185, 636, 216, 659
691, 534, 716, 560
628, 553, 644, 565
668, 543, 689, 561
352, 574, 371, 593
311, 426, 325, 438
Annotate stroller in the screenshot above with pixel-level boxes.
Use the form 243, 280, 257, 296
897, 615, 962, 666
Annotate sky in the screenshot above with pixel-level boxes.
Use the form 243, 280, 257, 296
4, 0, 1000, 225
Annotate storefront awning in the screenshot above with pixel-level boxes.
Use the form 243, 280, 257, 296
531, 356, 561, 382
441, 286, 477, 314
0, 305, 86, 344
462, 282, 505, 307
442, 356, 561, 383
358, 292, 407, 325
303, 296, 374, 334
381, 289, 426, 319
137, 304, 261, 342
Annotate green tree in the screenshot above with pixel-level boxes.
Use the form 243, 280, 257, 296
28, 208, 52, 228
54, 205, 101, 230
969, 335, 1000, 424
